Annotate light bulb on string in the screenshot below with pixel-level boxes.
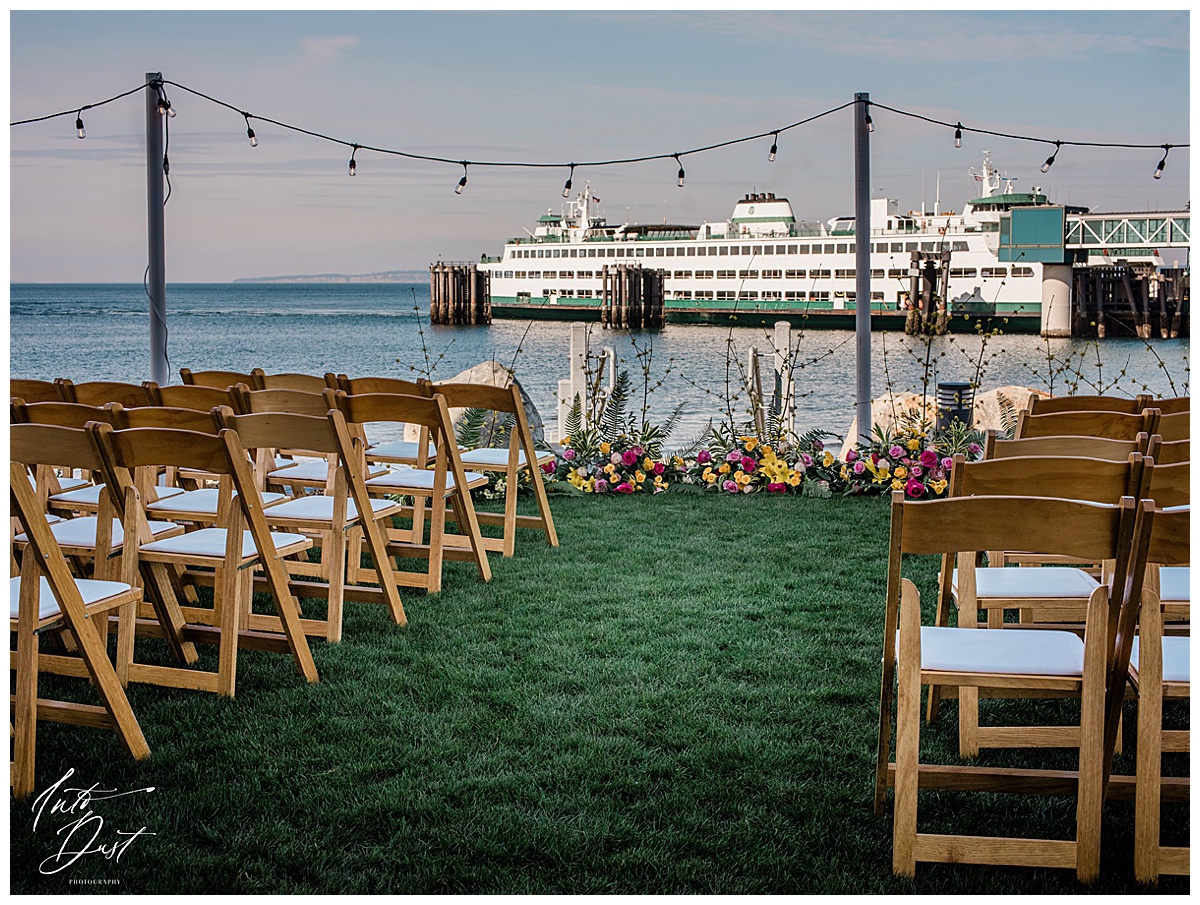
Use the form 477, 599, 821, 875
456, 162, 469, 194
244, 114, 257, 148
1041, 141, 1061, 173
75, 111, 85, 140
348, 145, 358, 177
768, 132, 778, 162
674, 154, 685, 188
562, 164, 575, 198
954, 123, 962, 149
864, 108, 874, 133
1154, 145, 1170, 179
157, 92, 176, 117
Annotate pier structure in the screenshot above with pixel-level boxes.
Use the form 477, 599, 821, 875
1072, 263, 1189, 339
600, 264, 665, 329
429, 262, 491, 325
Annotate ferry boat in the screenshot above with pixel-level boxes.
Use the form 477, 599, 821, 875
478, 153, 1160, 331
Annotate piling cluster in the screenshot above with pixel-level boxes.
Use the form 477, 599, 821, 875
600, 264, 665, 329
429, 263, 491, 325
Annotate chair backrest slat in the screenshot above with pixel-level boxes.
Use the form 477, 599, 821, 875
1145, 459, 1188, 509
56, 379, 156, 408
148, 382, 239, 411
179, 368, 260, 389
91, 424, 235, 475
336, 374, 425, 397
257, 371, 337, 393
426, 380, 520, 414
1016, 407, 1159, 442
215, 409, 340, 456
1027, 394, 1144, 415
10, 378, 61, 403
233, 386, 332, 417
108, 404, 220, 434
952, 453, 1144, 504
11, 400, 114, 429
1155, 410, 1189, 443
985, 430, 1146, 462
11, 422, 105, 472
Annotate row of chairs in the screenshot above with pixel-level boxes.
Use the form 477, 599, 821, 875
10, 369, 560, 801
876, 393, 1190, 884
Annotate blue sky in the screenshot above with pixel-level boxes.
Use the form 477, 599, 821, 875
8, 10, 1191, 282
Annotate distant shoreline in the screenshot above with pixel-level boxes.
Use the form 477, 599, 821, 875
234, 270, 428, 284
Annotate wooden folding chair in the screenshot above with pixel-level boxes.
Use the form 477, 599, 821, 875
983, 429, 1149, 462
88, 422, 319, 696
334, 375, 435, 466
930, 454, 1147, 756
55, 378, 156, 408
329, 390, 492, 592
10, 378, 61, 403
256, 370, 338, 393
144, 381, 240, 412
10, 399, 113, 507
1027, 394, 1146, 415
10, 463, 150, 800
1155, 410, 1189, 442
1128, 504, 1190, 883
876, 492, 1152, 882
1016, 407, 1160, 442
423, 380, 558, 557
179, 367, 259, 389
213, 406, 407, 641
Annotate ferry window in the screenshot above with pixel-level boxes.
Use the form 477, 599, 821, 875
788, 245, 798, 253
952, 242, 968, 252
870, 269, 884, 279
666, 247, 676, 256
696, 270, 713, 279
537, 250, 545, 258
982, 267, 1007, 278
875, 243, 888, 253
890, 243, 903, 253
529, 271, 541, 279
541, 289, 550, 296
553, 250, 561, 258
697, 290, 713, 300
836, 244, 847, 254
687, 247, 696, 256
738, 270, 759, 279
562, 271, 574, 279
776, 245, 786, 254
678, 291, 692, 300
674, 271, 692, 279
742, 246, 752, 255
920, 242, 934, 252
872, 292, 884, 301
888, 269, 905, 279
798, 246, 809, 255
950, 268, 977, 279
657, 248, 667, 256
824, 244, 835, 254
579, 290, 592, 298
812, 292, 830, 301
636, 248, 645, 257
811, 269, 831, 279
849, 245, 856, 255
515, 271, 526, 278
1012, 266, 1034, 277
517, 292, 531, 301
906, 243, 917, 252
717, 290, 735, 300
763, 246, 774, 255
561, 289, 573, 297
719, 247, 729, 256
503, 271, 513, 279
762, 291, 782, 300
785, 270, 805, 279
738, 291, 759, 300
835, 269, 855, 279
717, 270, 736, 279
785, 291, 799, 300
544, 271, 557, 279
752, 246, 762, 255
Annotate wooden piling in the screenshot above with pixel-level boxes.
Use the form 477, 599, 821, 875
428, 263, 492, 325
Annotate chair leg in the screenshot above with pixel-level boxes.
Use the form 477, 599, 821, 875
325, 526, 346, 643
1135, 607, 1165, 883
215, 562, 242, 697
892, 581, 922, 877
501, 463, 519, 558
12, 574, 41, 801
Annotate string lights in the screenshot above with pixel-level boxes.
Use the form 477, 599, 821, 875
1041, 141, 1061, 173
9, 80, 1188, 191
1154, 145, 1170, 179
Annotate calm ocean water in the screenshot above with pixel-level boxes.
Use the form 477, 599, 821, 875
10, 283, 1190, 445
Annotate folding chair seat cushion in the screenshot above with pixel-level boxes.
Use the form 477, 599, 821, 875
264, 495, 401, 523
366, 439, 438, 461
1159, 567, 1190, 602
1130, 636, 1190, 683
8, 575, 137, 621
139, 527, 309, 559
267, 457, 389, 482
16, 516, 182, 549
458, 447, 554, 469
951, 566, 1100, 598
146, 487, 286, 517
50, 483, 186, 507
366, 467, 488, 492
905, 625, 1086, 676
28, 473, 91, 493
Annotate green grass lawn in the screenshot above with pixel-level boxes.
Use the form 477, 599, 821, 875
10, 493, 1189, 893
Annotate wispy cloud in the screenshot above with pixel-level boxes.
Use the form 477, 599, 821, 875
301, 35, 359, 61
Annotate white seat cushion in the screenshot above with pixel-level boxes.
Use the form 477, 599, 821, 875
913, 625, 1085, 676
49, 483, 185, 506
366, 468, 487, 492
16, 516, 181, 549
459, 448, 525, 468
146, 487, 285, 516
264, 495, 399, 523
1159, 566, 1190, 603
139, 527, 308, 559
367, 440, 436, 462
268, 458, 389, 482
952, 567, 1100, 599
1131, 636, 1190, 684
9, 576, 136, 621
